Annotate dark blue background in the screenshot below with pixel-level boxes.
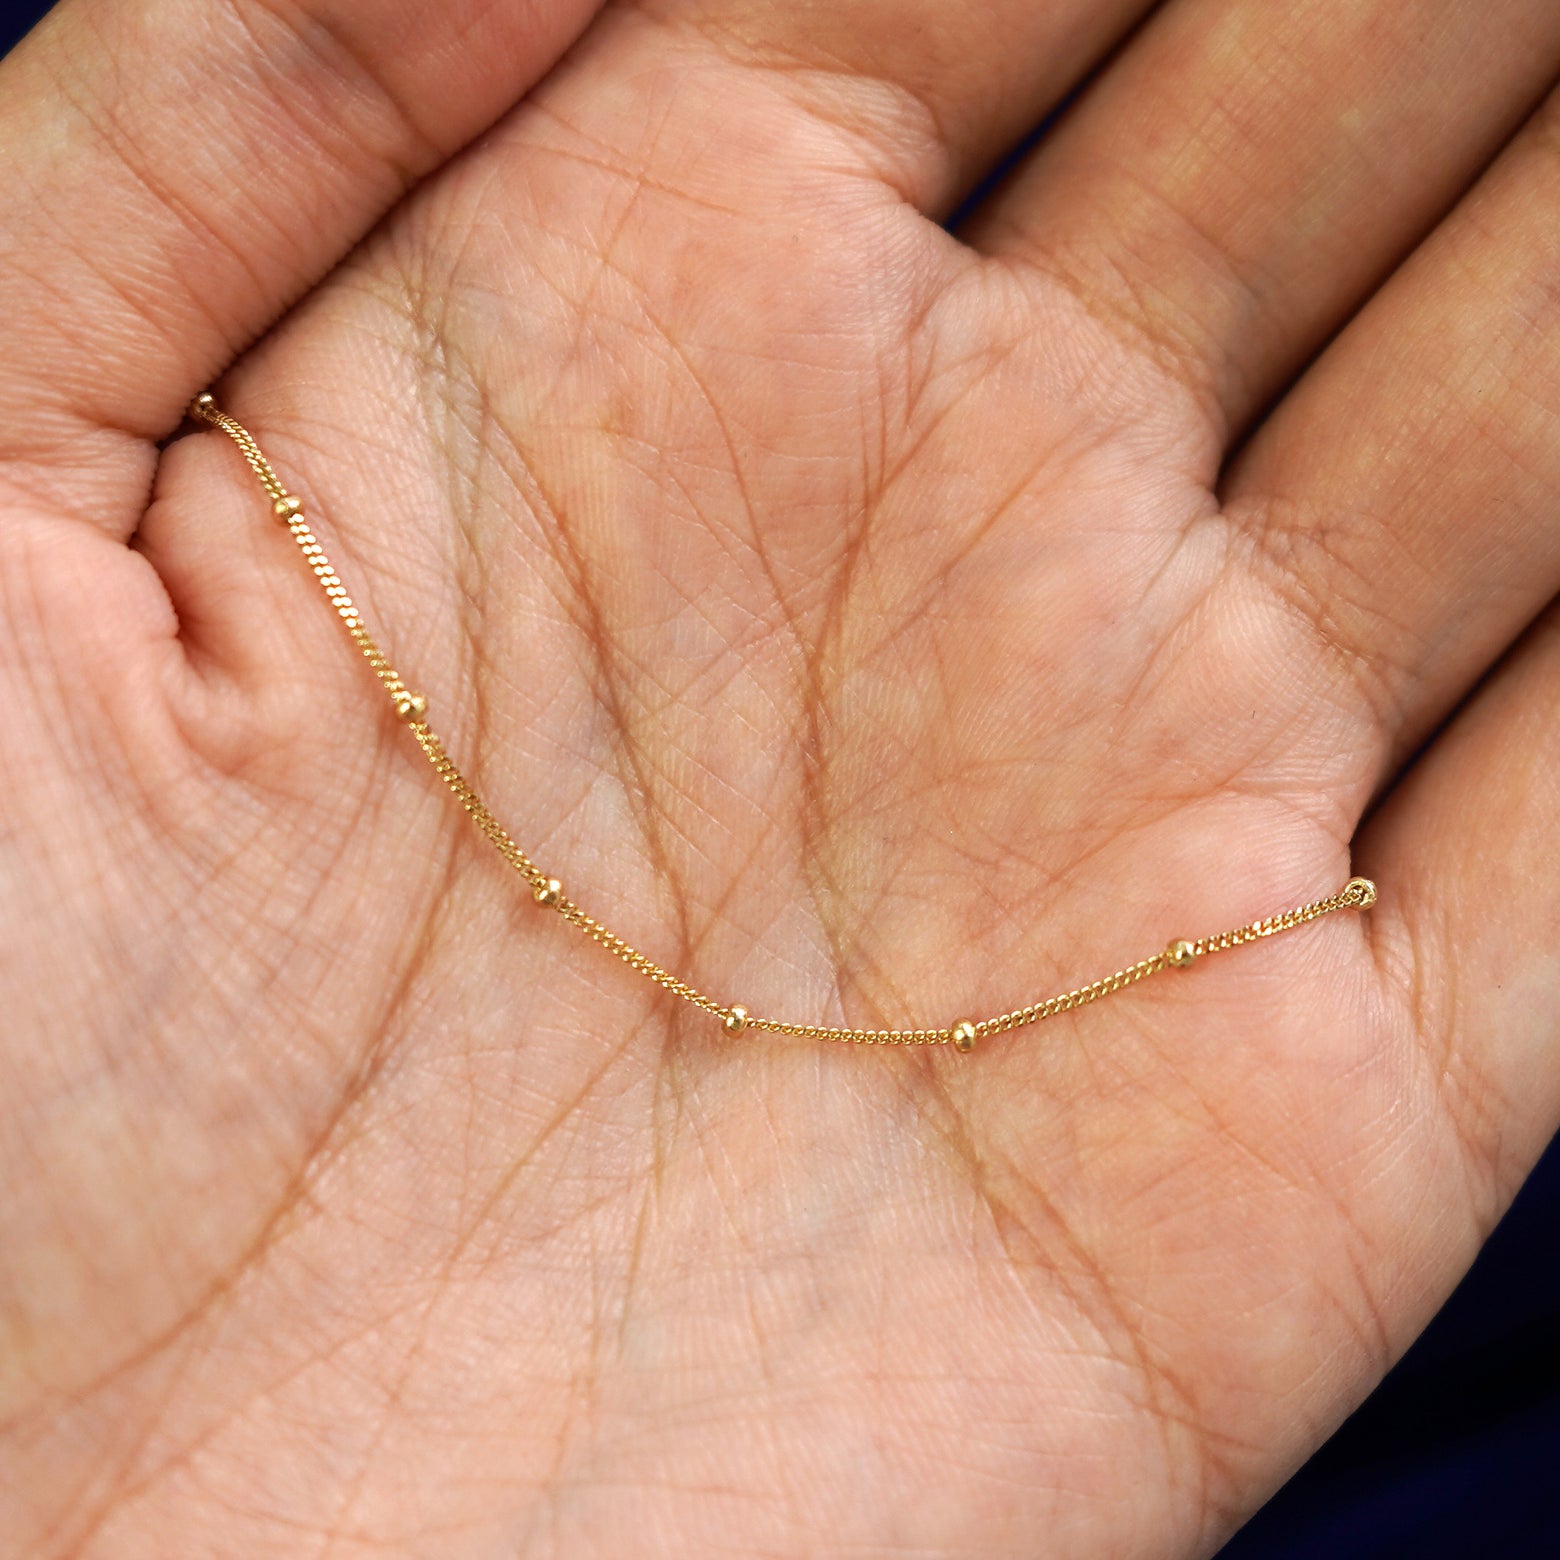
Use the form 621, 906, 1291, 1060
2, 0, 1555, 1552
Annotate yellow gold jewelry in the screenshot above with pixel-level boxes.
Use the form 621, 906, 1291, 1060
190, 393, 1377, 1052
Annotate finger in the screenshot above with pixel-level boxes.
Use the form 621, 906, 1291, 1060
1355, 595, 1560, 1215
0, 0, 604, 527
962, 0, 1560, 439
1223, 87, 1560, 772
636, 0, 1158, 212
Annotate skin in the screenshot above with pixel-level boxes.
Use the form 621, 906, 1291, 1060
1, 0, 1558, 1553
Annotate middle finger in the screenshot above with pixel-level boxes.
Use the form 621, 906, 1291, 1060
630, 0, 1162, 211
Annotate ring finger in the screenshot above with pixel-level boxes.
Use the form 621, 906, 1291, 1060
961, 0, 1560, 444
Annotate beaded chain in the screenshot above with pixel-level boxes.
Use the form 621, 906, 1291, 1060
189, 393, 1376, 1052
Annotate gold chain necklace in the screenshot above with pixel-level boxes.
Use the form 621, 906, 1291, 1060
189, 393, 1376, 1052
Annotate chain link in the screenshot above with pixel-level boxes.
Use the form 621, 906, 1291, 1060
189, 393, 1377, 1053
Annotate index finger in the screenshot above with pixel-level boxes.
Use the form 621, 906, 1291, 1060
0, 0, 603, 530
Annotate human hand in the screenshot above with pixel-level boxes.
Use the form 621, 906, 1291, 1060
3, 0, 1558, 1553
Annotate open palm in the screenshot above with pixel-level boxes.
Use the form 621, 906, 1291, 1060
4, 0, 1559, 1553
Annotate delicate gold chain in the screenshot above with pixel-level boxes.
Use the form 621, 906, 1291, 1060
188, 393, 1377, 1052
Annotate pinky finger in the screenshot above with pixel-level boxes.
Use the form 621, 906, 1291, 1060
1358, 594, 1560, 1213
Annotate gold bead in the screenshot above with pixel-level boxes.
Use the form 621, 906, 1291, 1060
1168, 939, 1197, 968
190, 391, 216, 415
722, 1005, 748, 1034
534, 878, 562, 908
393, 689, 428, 723
952, 1019, 977, 1053
1345, 876, 1377, 908
273, 493, 304, 520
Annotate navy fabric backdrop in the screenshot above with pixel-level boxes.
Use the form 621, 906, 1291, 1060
1, 0, 1554, 1552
